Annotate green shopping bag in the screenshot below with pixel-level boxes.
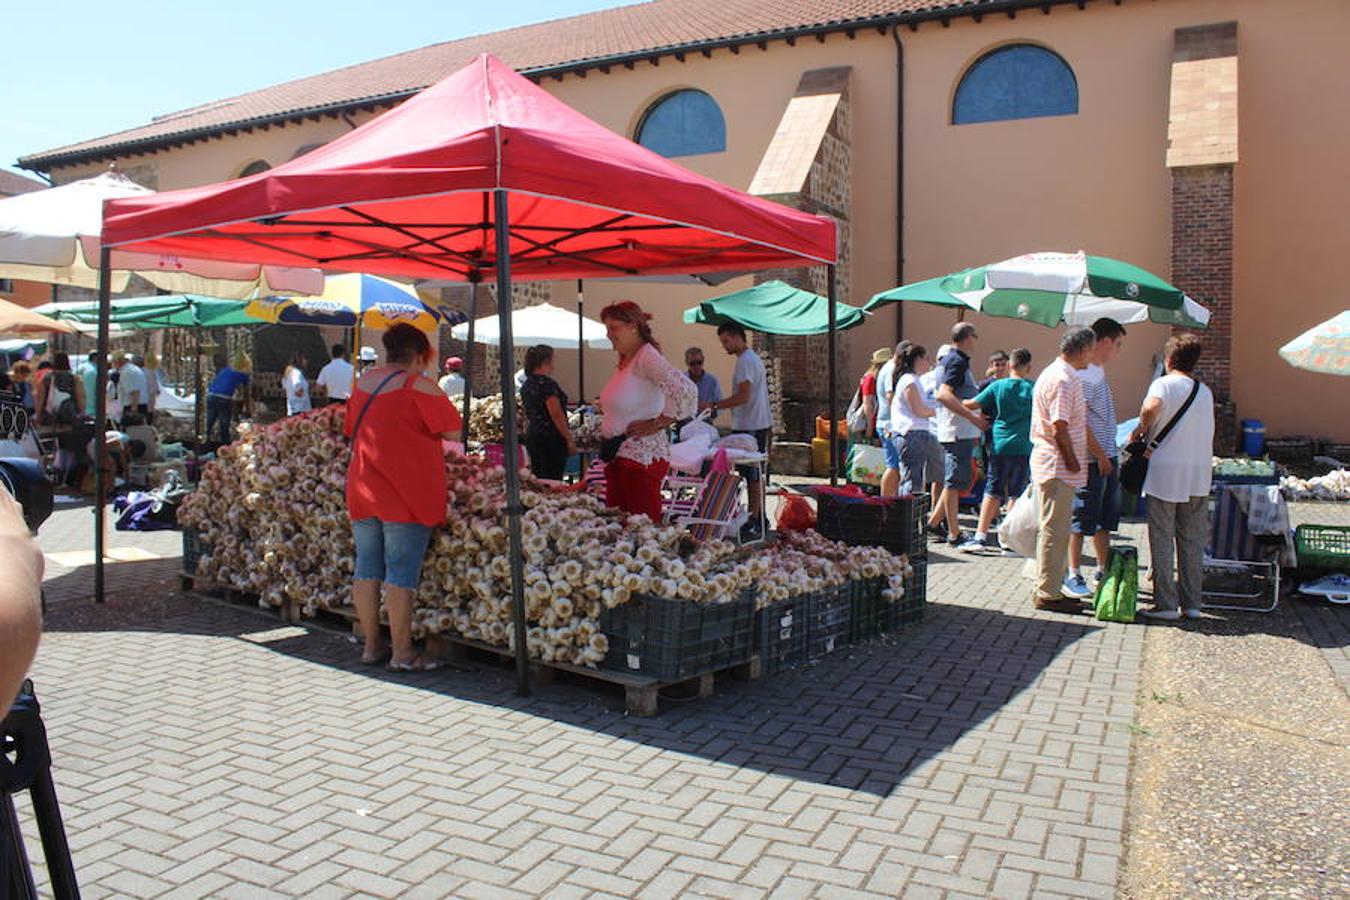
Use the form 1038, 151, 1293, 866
1094, 548, 1137, 623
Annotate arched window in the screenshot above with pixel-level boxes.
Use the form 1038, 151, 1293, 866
236, 159, 271, 178
290, 143, 326, 160
635, 90, 726, 157
953, 45, 1078, 125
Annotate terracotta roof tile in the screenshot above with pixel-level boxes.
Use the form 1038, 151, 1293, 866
0, 169, 47, 196
20, 0, 1079, 168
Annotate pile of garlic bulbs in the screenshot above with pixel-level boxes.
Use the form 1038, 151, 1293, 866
1280, 468, 1350, 501
180, 405, 912, 667
466, 394, 516, 444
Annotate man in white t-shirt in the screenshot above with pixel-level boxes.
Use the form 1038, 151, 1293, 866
1130, 334, 1214, 622
927, 324, 990, 545
315, 344, 355, 406
1064, 318, 1126, 598
111, 352, 148, 427
713, 322, 771, 538
439, 356, 465, 398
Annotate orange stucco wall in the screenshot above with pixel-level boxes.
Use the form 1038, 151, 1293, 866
49, 0, 1350, 439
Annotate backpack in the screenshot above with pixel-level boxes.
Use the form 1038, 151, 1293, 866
45, 371, 79, 426
1093, 547, 1138, 623
845, 387, 868, 433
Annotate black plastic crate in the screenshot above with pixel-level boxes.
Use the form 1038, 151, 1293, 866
807, 585, 853, 659
887, 561, 928, 632
182, 527, 210, 575
814, 491, 927, 560
600, 592, 755, 680
849, 577, 886, 641
755, 594, 811, 675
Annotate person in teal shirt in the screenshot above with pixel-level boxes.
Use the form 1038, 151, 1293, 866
957, 347, 1035, 552
75, 352, 101, 417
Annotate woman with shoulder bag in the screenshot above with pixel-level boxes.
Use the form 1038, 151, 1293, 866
345, 324, 461, 671
35, 353, 91, 489
1129, 334, 1214, 622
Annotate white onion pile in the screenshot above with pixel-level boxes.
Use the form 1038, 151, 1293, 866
180, 405, 912, 667
1281, 469, 1350, 501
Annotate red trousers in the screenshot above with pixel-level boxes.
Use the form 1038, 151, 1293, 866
605, 457, 669, 523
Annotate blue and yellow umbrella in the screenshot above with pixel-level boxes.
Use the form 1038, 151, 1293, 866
245, 272, 460, 332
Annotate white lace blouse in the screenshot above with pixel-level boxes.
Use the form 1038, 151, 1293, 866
599, 343, 697, 466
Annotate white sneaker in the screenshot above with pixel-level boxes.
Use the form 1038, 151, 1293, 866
1139, 608, 1181, 621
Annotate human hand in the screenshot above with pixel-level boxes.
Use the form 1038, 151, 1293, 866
625, 418, 663, 439
1098, 455, 1114, 477
566, 441, 578, 457
1064, 452, 1081, 474
970, 411, 991, 430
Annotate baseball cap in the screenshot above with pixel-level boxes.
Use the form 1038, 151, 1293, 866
445, 356, 463, 371
359, 346, 378, 362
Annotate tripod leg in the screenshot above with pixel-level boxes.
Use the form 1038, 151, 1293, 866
29, 770, 79, 900
1, 790, 40, 900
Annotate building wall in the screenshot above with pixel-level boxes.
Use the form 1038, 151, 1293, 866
47, 0, 1350, 438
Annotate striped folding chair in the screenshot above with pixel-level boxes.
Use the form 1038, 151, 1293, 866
1203, 484, 1281, 612
673, 470, 747, 542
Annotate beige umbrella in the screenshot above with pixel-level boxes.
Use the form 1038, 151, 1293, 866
0, 297, 75, 336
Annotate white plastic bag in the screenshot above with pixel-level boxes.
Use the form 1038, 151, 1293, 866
679, 417, 719, 446
846, 443, 886, 487
999, 484, 1039, 558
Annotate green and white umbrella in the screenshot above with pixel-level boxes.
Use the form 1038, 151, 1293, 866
871, 251, 1210, 329
1278, 310, 1349, 376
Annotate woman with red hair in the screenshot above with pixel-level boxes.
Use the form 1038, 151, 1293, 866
597, 301, 696, 521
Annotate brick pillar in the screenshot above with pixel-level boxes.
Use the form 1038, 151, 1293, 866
1166, 23, 1239, 452
747, 67, 852, 439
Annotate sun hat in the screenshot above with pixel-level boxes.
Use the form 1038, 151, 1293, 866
359, 346, 378, 362
871, 347, 894, 365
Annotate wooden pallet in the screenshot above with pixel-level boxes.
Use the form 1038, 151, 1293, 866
313, 603, 757, 716
181, 572, 296, 621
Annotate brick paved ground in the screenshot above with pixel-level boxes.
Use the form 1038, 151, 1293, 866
19, 500, 1145, 898
16, 498, 1345, 897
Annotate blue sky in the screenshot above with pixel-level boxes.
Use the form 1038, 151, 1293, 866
2, 0, 641, 181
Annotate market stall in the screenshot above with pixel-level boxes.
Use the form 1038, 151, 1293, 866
178, 404, 921, 713
101, 53, 846, 697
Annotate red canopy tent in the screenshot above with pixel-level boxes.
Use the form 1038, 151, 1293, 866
102, 53, 838, 692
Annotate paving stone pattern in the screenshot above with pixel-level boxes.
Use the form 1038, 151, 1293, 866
21, 511, 1147, 898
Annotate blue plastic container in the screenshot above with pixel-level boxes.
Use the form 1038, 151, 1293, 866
1241, 419, 1265, 458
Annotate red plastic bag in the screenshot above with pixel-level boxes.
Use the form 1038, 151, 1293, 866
776, 493, 816, 532
709, 447, 732, 474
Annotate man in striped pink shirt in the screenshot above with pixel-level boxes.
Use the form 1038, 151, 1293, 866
1029, 327, 1096, 610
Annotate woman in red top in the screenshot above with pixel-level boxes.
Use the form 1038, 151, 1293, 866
345, 324, 460, 671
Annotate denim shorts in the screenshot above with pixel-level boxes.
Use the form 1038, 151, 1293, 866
352, 518, 434, 590
1072, 458, 1121, 535
896, 430, 937, 496
942, 438, 976, 490
985, 453, 1030, 502
882, 432, 902, 470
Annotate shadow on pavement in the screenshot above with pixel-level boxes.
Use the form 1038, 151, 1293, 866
41, 588, 1098, 798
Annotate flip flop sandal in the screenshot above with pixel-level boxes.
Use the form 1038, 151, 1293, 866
360, 648, 391, 666
386, 656, 442, 673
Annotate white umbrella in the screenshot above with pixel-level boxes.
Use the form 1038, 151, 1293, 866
451, 302, 612, 349
0, 171, 322, 298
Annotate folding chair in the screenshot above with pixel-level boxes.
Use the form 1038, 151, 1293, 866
1202, 484, 1282, 612
670, 469, 748, 542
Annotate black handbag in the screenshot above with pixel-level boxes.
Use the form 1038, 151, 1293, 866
1119, 379, 1200, 496
598, 434, 627, 463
